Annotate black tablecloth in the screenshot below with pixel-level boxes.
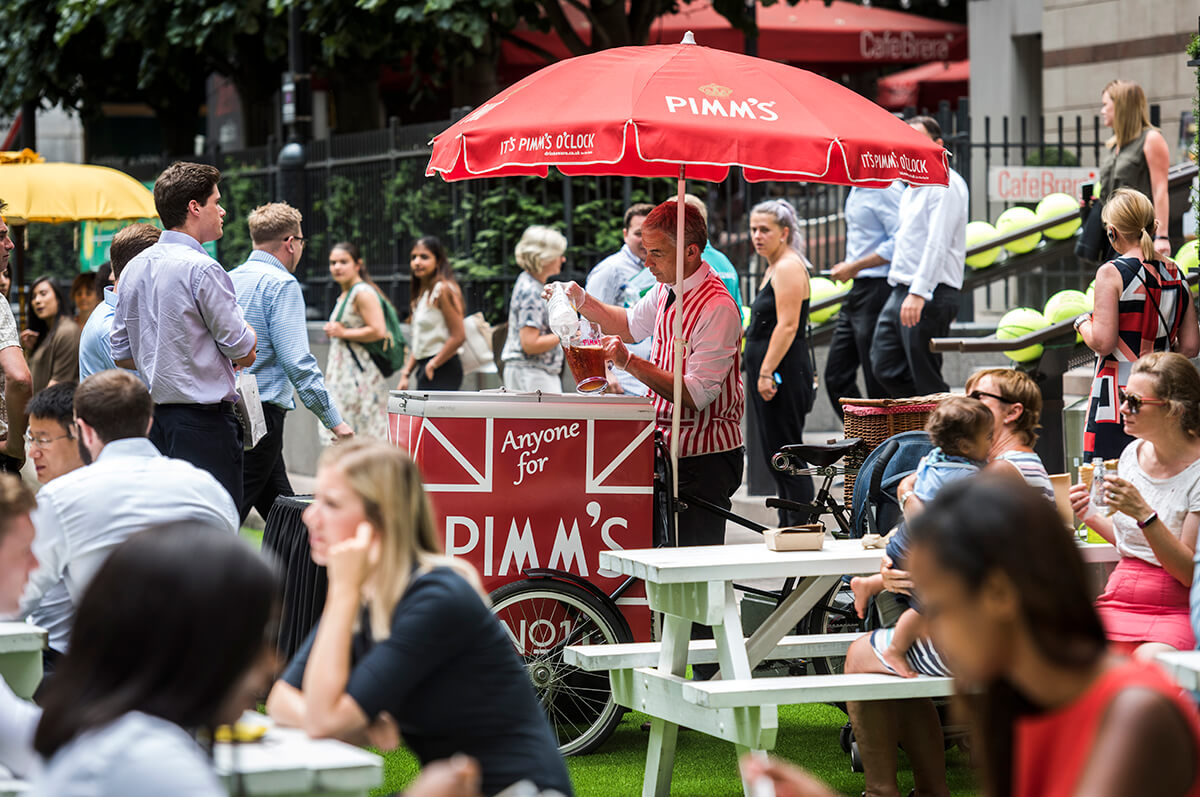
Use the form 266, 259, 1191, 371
262, 495, 326, 663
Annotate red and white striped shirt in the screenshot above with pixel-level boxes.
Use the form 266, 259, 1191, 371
626, 263, 744, 458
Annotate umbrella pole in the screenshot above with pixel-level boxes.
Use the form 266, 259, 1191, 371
671, 166, 685, 547
12, 225, 25, 330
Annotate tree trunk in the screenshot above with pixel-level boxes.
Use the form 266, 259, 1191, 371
451, 38, 501, 108
329, 67, 383, 133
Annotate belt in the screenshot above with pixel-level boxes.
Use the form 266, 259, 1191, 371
157, 401, 237, 414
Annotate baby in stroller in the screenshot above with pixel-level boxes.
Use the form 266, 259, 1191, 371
850, 396, 993, 677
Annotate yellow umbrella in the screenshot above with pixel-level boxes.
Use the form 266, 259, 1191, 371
0, 155, 157, 324
1, 161, 157, 223
0, 149, 43, 165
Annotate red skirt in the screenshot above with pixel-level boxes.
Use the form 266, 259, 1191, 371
1095, 556, 1195, 650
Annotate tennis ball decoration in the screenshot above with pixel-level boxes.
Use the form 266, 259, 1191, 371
1036, 193, 1081, 240
1086, 279, 1095, 302
965, 221, 1002, 269
996, 307, 1048, 362
996, 207, 1042, 254
809, 277, 842, 324
1043, 289, 1092, 343
1176, 240, 1199, 294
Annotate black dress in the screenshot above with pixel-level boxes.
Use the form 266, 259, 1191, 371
282, 567, 573, 797
744, 279, 816, 525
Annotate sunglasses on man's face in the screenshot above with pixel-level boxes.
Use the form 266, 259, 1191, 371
1118, 388, 1167, 415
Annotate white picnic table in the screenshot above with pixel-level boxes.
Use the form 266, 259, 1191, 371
214, 715, 383, 797
596, 539, 1121, 797
1157, 650, 1200, 691
0, 623, 45, 701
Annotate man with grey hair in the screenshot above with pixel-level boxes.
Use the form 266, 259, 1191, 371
0, 201, 32, 473
230, 202, 352, 523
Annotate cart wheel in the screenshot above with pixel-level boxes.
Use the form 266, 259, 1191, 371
490, 578, 632, 756
850, 740, 864, 773
800, 581, 868, 679
839, 722, 853, 754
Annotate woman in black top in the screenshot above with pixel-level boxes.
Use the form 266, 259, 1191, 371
743, 198, 816, 526
266, 439, 572, 797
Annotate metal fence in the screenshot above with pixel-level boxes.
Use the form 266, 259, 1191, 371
92, 101, 1144, 324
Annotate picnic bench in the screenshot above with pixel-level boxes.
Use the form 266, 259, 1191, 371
0, 623, 46, 701
582, 540, 1121, 797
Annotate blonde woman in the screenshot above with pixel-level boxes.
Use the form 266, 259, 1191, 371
1070, 352, 1200, 659
500, 226, 567, 393
1099, 80, 1171, 258
1078, 188, 1199, 460
265, 440, 571, 797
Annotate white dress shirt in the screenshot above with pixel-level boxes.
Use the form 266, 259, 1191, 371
626, 262, 742, 413
21, 437, 237, 651
887, 169, 969, 299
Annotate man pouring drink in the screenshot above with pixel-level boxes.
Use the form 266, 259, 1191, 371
545, 199, 744, 594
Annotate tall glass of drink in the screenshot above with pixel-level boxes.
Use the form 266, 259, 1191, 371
563, 320, 607, 394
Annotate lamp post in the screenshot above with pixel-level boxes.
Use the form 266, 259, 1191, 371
277, 5, 311, 249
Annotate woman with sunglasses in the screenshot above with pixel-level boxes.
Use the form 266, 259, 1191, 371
843, 367, 1053, 795
1077, 188, 1199, 462
1069, 352, 1200, 659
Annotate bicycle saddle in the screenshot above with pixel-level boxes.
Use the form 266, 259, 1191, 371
777, 438, 864, 468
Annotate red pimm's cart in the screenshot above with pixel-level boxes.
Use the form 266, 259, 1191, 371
388, 390, 655, 754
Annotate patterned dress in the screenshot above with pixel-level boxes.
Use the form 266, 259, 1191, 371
1084, 255, 1188, 460
323, 282, 389, 443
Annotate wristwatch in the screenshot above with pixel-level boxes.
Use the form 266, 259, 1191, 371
1073, 313, 1092, 332
1136, 512, 1158, 529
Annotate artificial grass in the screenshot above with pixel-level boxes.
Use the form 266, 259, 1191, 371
239, 526, 264, 549
371, 704, 979, 796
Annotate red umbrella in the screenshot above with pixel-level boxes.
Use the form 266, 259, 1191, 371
429, 38, 948, 185
427, 34, 950, 528
503, 0, 967, 70
877, 59, 969, 110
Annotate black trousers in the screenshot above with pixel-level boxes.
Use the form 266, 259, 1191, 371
240, 403, 295, 523
870, 284, 960, 398
151, 403, 243, 509
415, 354, 464, 391
675, 447, 743, 679
823, 277, 891, 417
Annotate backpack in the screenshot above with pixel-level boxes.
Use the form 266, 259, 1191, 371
335, 283, 407, 377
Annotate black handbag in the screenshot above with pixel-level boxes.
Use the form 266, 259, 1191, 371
1075, 197, 1108, 265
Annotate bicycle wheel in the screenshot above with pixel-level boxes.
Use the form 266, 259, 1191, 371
800, 580, 867, 677
490, 578, 632, 756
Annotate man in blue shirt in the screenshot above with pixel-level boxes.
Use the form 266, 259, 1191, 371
585, 202, 654, 395
824, 182, 904, 416
230, 203, 353, 522
79, 223, 159, 381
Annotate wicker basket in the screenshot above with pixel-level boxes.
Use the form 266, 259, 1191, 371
841, 394, 956, 509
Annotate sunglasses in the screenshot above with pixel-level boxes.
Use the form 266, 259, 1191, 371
968, 390, 1011, 404
1118, 388, 1167, 414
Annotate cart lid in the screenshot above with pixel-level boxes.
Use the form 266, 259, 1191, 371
388, 389, 656, 420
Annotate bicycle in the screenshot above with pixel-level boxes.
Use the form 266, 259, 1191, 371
489, 437, 877, 756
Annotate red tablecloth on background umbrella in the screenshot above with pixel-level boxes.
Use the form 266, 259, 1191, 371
426, 34, 951, 547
